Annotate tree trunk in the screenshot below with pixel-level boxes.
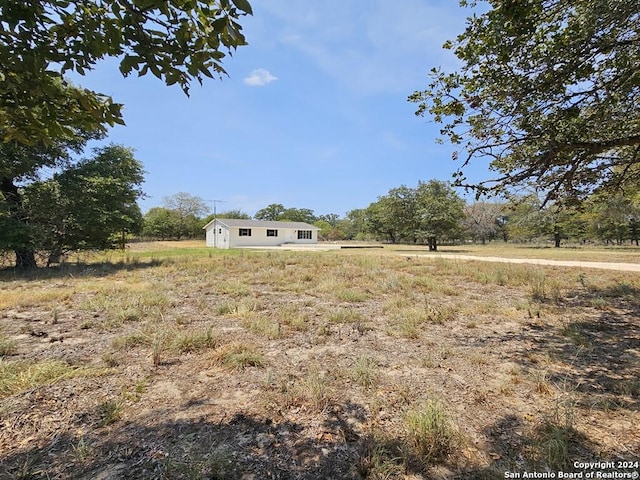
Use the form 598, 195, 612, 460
428, 237, 437, 251
1, 177, 37, 269
554, 232, 561, 248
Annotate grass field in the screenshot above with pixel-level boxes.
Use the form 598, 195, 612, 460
0, 242, 638, 479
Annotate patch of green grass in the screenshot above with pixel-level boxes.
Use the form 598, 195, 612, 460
328, 308, 365, 324
406, 399, 459, 464
173, 325, 219, 353
301, 369, 333, 412
336, 289, 369, 302
160, 450, 236, 480
351, 355, 379, 388
0, 360, 109, 399
356, 433, 406, 480
209, 342, 264, 371
241, 313, 282, 339
97, 399, 122, 427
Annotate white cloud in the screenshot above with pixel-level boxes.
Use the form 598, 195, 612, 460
243, 68, 279, 86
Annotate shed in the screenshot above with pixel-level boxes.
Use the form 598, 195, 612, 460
203, 218, 320, 249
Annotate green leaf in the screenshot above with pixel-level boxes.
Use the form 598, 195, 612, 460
230, 0, 253, 15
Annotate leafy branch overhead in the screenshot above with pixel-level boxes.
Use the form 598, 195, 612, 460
0, 0, 252, 144
409, 0, 640, 203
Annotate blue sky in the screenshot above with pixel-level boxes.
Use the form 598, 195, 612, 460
74, 0, 483, 217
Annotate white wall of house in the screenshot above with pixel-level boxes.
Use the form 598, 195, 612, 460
205, 221, 231, 248
204, 220, 318, 249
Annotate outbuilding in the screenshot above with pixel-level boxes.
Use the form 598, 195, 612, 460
203, 218, 320, 249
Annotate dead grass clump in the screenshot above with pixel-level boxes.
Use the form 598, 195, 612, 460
328, 308, 365, 324
0, 360, 108, 399
208, 342, 264, 371
241, 313, 282, 339
172, 325, 219, 353
0, 330, 16, 357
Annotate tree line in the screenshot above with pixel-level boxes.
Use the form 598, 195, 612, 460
140, 181, 640, 250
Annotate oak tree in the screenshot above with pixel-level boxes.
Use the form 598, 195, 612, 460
1, 0, 252, 144
410, 0, 640, 203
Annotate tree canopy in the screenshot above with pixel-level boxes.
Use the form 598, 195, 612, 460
365, 180, 465, 249
409, 0, 640, 203
1, 0, 252, 144
254, 204, 317, 224
13, 144, 144, 265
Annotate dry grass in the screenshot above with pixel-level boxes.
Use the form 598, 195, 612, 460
0, 242, 638, 479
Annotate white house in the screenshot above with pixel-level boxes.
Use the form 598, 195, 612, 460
203, 218, 320, 249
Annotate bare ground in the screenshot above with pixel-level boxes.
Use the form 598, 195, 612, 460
0, 248, 639, 479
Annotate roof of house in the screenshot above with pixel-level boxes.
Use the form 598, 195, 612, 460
203, 218, 319, 230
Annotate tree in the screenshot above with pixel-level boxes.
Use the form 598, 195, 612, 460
584, 193, 640, 245
254, 204, 286, 221
21, 144, 144, 264
318, 213, 340, 226
163, 192, 209, 240
414, 180, 465, 251
253, 204, 316, 223
365, 186, 419, 243
463, 201, 505, 244
0, 127, 99, 268
217, 209, 251, 220
410, 0, 640, 203
505, 195, 583, 247
1, 0, 252, 144
143, 207, 179, 240
281, 207, 316, 224
201, 209, 251, 229
339, 209, 369, 240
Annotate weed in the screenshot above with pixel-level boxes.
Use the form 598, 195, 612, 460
328, 308, 364, 324
216, 298, 261, 317
276, 305, 310, 332
406, 399, 459, 464
209, 342, 264, 370
356, 433, 405, 480
173, 325, 219, 352
351, 355, 379, 388
533, 422, 573, 470
336, 289, 369, 302
160, 449, 235, 480
613, 378, 640, 398
152, 331, 165, 367
0, 331, 16, 357
301, 369, 333, 411
587, 296, 609, 310
529, 274, 547, 301
102, 352, 120, 367
97, 399, 122, 426
0, 360, 108, 399
241, 313, 282, 339
111, 331, 152, 350
560, 323, 590, 347
71, 438, 93, 462
532, 369, 552, 395
79, 320, 94, 330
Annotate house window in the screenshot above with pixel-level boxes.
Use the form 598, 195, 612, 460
297, 230, 312, 240
266, 229, 278, 237
218, 228, 222, 234
239, 228, 251, 236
